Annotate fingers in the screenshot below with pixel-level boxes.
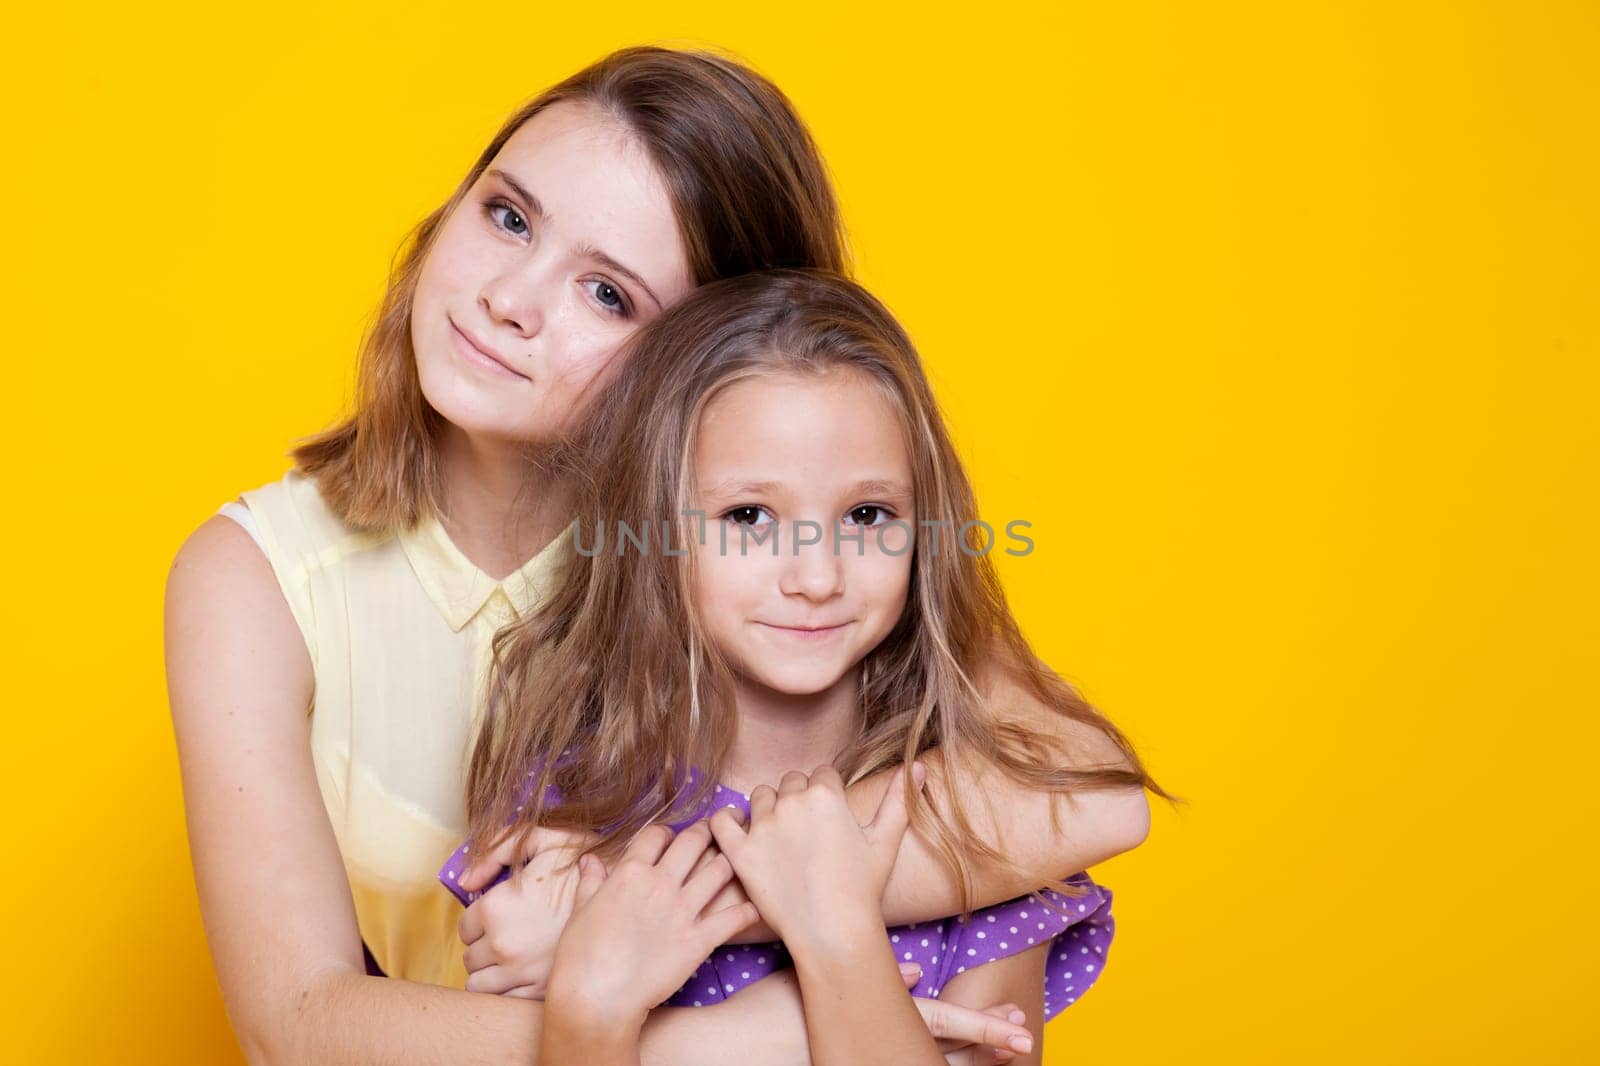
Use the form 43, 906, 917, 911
461, 826, 595, 890
573, 852, 609, 910
708, 805, 748, 856
899, 962, 924, 989
464, 963, 520, 996
698, 899, 760, 948
458, 901, 485, 946
687, 837, 721, 877
460, 831, 522, 891
943, 1044, 1016, 1066
462, 928, 497, 973
777, 769, 809, 797
749, 783, 777, 822
962, 1004, 1029, 1065
867, 762, 922, 849
658, 820, 716, 883
503, 985, 542, 1000
682, 850, 737, 915
621, 823, 676, 866
914, 997, 1033, 1058
808, 764, 845, 792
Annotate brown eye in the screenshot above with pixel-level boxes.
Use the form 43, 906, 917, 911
846, 505, 889, 526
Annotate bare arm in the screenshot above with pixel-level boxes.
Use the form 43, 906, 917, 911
843, 734, 1150, 928
165, 517, 806, 1066
720, 688, 1149, 945
787, 914, 948, 1066
787, 933, 1047, 1066
936, 944, 1050, 1066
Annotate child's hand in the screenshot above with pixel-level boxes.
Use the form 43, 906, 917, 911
900, 967, 1029, 1065
542, 820, 759, 1034
710, 763, 923, 953
457, 828, 595, 997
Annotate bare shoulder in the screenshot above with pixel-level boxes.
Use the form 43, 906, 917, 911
168, 512, 272, 597
165, 514, 312, 718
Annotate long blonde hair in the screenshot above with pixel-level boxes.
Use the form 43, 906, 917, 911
292, 46, 847, 531
467, 270, 1168, 911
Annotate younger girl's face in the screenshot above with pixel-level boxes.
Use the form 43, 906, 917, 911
411, 101, 695, 444
690, 369, 916, 702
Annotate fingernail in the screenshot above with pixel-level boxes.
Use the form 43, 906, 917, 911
1008, 1034, 1033, 1054
1008, 1010, 1026, 1025
898, 962, 922, 979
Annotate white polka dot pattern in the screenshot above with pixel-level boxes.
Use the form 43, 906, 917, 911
439, 780, 1114, 1019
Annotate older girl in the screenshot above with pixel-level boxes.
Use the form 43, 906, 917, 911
167, 47, 1146, 1066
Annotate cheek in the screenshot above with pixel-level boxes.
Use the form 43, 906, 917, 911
694, 551, 762, 630
855, 552, 914, 620
543, 315, 639, 395
417, 219, 483, 302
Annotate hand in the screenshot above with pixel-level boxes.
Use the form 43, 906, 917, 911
459, 824, 600, 893
899, 960, 1029, 1065
935, 1003, 1030, 1065
458, 829, 595, 997
544, 821, 760, 1033
710, 763, 923, 950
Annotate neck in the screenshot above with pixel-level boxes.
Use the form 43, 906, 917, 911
720, 670, 862, 794
436, 424, 573, 581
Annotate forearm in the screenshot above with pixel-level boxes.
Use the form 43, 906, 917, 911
251, 968, 541, 1065
725, 760, 1147, 946
844, 755, 1149, 925
787, 922, 944, 1066
254, 969, 800, 1066
641, 971, 812, 1066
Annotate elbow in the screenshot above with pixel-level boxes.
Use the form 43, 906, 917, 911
236, 1031, 277, 1066
228, 1008, 285, 1066
228, 966, 347, 1066
1073, 785, 1151, 869
1116, 786, 1152, 854
233, 1001, 308, 1066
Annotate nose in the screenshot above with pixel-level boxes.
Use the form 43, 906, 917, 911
778, 522, 845, 602
478, 257, 551, 339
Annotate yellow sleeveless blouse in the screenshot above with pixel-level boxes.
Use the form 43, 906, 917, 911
236, 470, 573, 987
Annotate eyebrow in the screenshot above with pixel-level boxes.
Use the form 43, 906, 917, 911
488, 168, 663, 312
577, 244, 663, 312
702, 478, 914, 501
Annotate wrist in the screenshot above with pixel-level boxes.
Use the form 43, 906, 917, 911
544, 973, 649, 1040
780, 909, 886, 969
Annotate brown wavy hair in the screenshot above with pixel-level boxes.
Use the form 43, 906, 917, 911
466, 270, 1169, 912
292, 46, 847, 531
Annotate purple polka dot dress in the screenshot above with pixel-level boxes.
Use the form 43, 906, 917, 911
439, 783, 1113, 1021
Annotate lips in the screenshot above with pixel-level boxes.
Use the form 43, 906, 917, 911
449, 318, 529, 381
759, 621, 854, 636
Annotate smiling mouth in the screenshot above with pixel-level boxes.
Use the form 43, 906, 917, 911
758, 621, 854, 637
449, 319, 529, 381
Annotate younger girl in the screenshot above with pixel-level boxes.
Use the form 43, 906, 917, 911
443, 270, 1165, 1062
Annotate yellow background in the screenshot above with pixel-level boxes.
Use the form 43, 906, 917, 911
5, 2, 1596, 1062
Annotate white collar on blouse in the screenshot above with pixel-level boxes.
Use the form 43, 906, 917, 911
398, 515, 575, 632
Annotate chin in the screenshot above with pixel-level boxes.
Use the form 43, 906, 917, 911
417, 364, 539, 442
750, 667, 852, 698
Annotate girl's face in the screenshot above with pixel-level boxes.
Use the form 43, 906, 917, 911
690, 369, 916, 702
411, 101, 695, 444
